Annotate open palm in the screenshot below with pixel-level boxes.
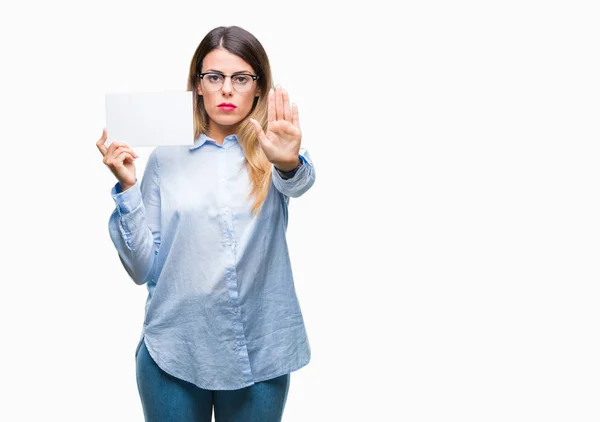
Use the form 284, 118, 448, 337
250, 85, 301, 169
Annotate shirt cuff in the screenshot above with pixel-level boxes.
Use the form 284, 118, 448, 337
275, 155, 306, 180
111, 180, 142, 215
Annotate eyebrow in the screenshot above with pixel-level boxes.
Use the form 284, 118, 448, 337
205, 69, 254, 75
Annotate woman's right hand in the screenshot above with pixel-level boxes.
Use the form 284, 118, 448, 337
96, 128, 139, 191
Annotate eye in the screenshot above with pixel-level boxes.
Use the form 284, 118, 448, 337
207, 74, 223, 83
234, 75, 251, 84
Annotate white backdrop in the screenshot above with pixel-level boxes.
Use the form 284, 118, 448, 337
1, 0, 599, 421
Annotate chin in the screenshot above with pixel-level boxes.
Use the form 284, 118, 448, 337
210, 113, 245, 127
214, 118, 243, 128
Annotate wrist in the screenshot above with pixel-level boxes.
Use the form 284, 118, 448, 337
274, 158, 301, 172
119, 181, 135, 193
274, 158, 303, 180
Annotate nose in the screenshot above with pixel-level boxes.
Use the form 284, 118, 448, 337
221, 76, 234, 95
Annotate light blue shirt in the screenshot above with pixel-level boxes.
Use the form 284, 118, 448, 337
108, 133, 315, 390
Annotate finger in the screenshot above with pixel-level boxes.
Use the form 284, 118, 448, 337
115, 151, 135, 166
267, 88, 276, 123
122, 152, 137, 165
107, 140, 132, 155
104, 150, 134, 168
282, 89, 292, 122
250, 118, 272, 149
292, 103, 300, 129
96, 128, 108, 156
111, 145, 138, 160
275, 85, 283, 121
104, 147, 136, 167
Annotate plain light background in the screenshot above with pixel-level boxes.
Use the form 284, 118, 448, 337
1, 1, 599, 421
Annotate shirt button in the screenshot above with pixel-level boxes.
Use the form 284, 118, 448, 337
233, 308, 239, 313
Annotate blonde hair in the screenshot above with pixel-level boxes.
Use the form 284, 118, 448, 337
187, 26, 274, 216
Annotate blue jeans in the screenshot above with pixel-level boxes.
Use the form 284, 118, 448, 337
135, 340, 291, 422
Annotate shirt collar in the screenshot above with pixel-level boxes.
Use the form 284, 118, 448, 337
189, 133, 238, 150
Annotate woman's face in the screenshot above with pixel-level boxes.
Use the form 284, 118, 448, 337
197, 48, 260, 135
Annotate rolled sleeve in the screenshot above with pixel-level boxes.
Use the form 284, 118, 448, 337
111, 181, 143, 215
271, 148, 316, 198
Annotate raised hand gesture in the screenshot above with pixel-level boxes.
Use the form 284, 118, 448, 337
250, 85, 302, 171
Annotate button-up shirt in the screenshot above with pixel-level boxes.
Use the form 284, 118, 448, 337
108, 133, 315, 390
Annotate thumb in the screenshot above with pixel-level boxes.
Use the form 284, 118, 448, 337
250, 118, 271, 148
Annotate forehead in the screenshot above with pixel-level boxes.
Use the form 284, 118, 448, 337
201, 48, 254, 73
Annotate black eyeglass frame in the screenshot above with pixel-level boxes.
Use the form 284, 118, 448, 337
196, 72, 260, 93
197, 72, 259, 83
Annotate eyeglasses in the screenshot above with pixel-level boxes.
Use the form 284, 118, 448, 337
198, 72, 259, 93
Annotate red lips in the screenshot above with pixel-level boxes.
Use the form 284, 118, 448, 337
218, 103, 236, 108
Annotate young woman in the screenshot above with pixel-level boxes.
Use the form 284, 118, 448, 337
96, 26, 315, 422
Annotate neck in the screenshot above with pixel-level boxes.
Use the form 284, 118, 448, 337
207, 123, 238, 145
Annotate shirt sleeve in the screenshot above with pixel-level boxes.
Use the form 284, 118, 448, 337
271, 147, 316, 198
108, 149, 161, 285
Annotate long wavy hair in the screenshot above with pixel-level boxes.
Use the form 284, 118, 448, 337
187, 26, 273, 216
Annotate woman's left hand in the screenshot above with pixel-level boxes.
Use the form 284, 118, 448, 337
250, 85, 302, 171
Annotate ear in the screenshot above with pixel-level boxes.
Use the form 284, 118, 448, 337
255, 86, 261, 98
196, 82, 203, 96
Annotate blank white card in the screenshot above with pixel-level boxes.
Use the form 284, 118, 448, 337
105, 91, 194, 147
